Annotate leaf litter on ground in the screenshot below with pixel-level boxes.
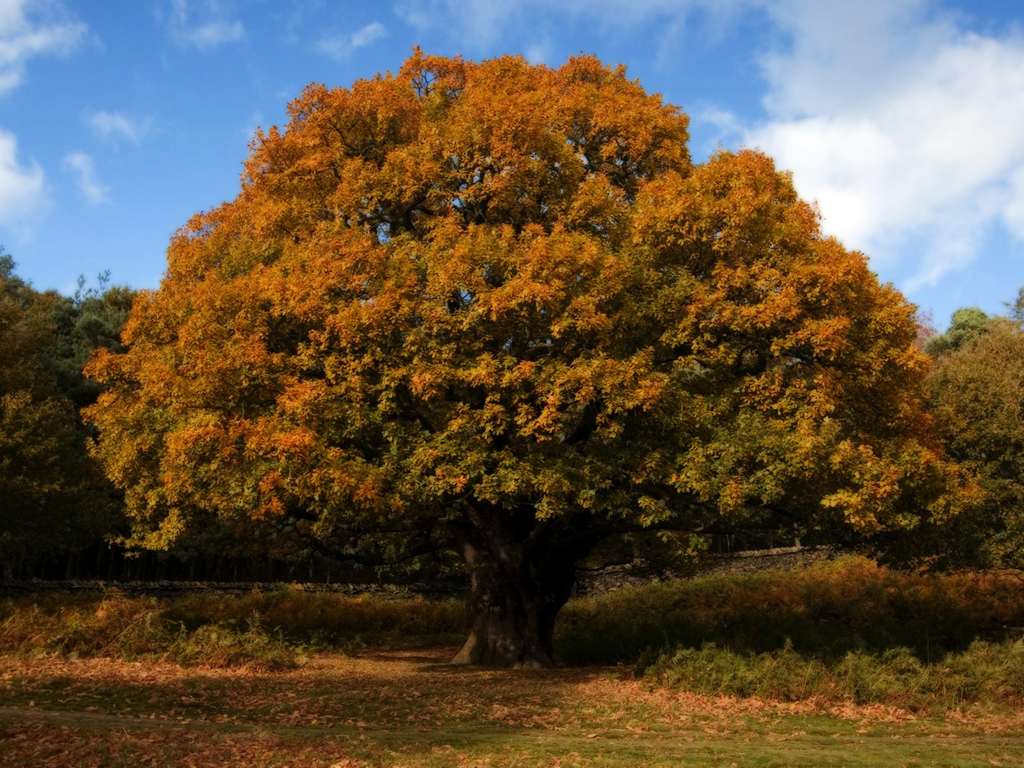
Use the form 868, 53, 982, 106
3, 649, 1024, 767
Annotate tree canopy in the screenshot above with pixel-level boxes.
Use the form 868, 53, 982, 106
87, 53, 965, 666
916, 305, 1024, 570
41, 272, 134, 409
0, 254, 125, 565
924, 306, 991, 356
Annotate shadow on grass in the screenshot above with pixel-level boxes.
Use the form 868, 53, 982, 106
3, 651, 1024, 768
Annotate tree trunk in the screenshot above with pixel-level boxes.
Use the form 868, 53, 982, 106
449, 507, 593, 668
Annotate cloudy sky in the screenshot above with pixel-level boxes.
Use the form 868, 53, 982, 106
2, 0, 1022, 327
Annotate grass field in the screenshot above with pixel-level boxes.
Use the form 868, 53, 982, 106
4, 558, 1024, 766
3, 649, 1024, 767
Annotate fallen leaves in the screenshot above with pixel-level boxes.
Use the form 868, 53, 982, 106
2, 649, 1024, 767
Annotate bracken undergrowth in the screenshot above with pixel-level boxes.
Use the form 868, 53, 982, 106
0, 592, 304, 670
639, 638, 1024, 710
557, 556, 1024, 664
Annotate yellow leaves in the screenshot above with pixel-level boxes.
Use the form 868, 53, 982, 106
530, 392, 564, 439
84, 51, 959, 553
820, 489, 879, 532
637, 495, 670, 526
165, 421, 232, 465
353, 476, 383, 507
564, 173, 626, 236
816, 440, 920, 533
503, 360, 536, 388
277, 380, 328, 419
429, 465, 471, 497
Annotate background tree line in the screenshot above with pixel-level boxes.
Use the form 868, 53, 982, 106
1, 249, 1023, 584
2, 269, 1022, 584
876, 288, 1024, 572
0, 252, 127, 577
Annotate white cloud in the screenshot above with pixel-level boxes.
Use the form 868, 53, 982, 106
524, 39, 552, 65
0, 0, 86, 96
695, 106, 744, 138
62, 151, 109, 205
391, 0, 1024, 287
88, 111, 151, 145
392, 0, 730, 48
0, 127, 45, 230
394, 0, 523, 47
169, 0, 188, 25
317, 21, 386, 61
351, 20, 386, 49
1004, 165, 1024, 240
742, 0, 1024, 287
0, 3, 85, 237
162, 1, 245, 49
181, 19, 244, 49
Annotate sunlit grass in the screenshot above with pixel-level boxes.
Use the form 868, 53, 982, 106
2, 650, 1023, 767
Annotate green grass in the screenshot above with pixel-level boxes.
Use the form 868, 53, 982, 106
2, 649, 1023, 767
4, 560, 1024, 765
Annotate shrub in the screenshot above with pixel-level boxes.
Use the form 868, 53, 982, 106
0, 591, 306, 669
0, 593, 176, 658
556, 556, 1024, 664
162, 589, 466, 645
167, 616, 304, 671
641, 639, 1024, 710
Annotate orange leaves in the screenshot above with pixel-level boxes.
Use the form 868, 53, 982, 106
276, 380, 328, 420
84, 51, 962, 556
272, 428, 317, 462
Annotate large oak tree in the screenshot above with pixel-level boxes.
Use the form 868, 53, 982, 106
87, 53, 964, 666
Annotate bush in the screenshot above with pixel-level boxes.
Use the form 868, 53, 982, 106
0, 591, 305, 670
556, 556, 1024, 664
641, 639, 1024, 710
167, 616, 304, 671
0, 593, 177, 658
162, 588, 466, 645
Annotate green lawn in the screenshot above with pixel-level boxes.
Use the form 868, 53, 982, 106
2, 649, 1022, 767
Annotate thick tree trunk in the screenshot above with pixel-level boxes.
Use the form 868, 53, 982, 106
449, 507, 593, 668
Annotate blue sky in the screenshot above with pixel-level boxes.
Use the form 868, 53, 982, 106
2, 0, 1023, 328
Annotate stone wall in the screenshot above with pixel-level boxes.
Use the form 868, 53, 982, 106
573, 546, 836, 596
0, 579, 463, 600
2, 546, 837, 600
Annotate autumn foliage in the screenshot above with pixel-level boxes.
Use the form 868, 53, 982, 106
87, 52, 964, 666
0, 256, 125, 563
925, 316, 1024, 569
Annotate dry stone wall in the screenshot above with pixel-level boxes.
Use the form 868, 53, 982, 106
2, 547, 836, 599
